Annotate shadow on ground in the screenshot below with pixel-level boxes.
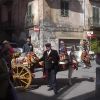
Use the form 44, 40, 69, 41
17, 77, 95, 100
18, 91, 96, 100
29, 77, 94, 90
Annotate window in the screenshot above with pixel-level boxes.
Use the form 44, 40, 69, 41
27, 4, 32, 16
93, 6, 100, 25
61, 0, 69, 17
25, 2, 34, 27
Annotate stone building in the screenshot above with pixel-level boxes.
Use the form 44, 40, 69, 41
0, 0, 100, 55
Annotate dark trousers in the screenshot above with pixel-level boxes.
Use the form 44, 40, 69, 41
47, 69, 57, 91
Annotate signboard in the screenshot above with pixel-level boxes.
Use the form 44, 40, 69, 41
86, 31, 93, 37
86, 31, 96, 38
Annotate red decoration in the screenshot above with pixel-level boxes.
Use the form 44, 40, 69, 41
34, 26, 40, 32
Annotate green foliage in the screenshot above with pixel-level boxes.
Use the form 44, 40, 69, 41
97, 41, 100, 53
91, 39, 100, 53
91, 39, 97, 52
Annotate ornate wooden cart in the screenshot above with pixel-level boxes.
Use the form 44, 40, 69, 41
11, 52, 42, 89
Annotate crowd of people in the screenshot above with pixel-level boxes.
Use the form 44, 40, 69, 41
0, 38, 91, 98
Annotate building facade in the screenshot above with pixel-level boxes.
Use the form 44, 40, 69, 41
0, 0, 100, 55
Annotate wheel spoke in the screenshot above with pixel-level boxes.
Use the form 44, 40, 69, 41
20, 79, 28, 85
17, 80, 23, 87
13, 65, 32, 89
20, 76, 29, 80
19, 67, 24, 76
13, 70, 16, 74
16, 67, 19, 75
20, 72, 29, 77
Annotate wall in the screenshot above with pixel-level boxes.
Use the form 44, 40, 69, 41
43, 0, 85, 29
40, 0, 86, 51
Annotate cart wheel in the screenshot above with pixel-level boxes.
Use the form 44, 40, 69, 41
13, 66, 32, 89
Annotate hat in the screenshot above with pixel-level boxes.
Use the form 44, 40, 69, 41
45, 43, 51, 47
2, 40, 9, 44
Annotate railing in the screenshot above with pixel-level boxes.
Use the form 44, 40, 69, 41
88, 17, 100, 28
25, 15, 34, 28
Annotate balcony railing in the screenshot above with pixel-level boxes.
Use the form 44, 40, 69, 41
25, 15, 34, 28
88, 17, 100, 28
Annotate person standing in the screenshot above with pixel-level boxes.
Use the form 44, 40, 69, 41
59, 41, 69, 70
69, 46, 78, 70
2, 40, 14, 83
81, 49, 91, 68
66, 46, 78, 86
59, 40, 66, 54
0, 46, 17, 100
23, 37, 33, 53
39, 43, 59, 94
82, 40, 89, 51
23, 37, 35, 76
0, 50, 9, 100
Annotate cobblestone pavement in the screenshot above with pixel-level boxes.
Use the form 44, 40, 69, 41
17, 60, 97, 100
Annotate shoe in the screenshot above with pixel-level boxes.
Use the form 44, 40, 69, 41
48, 87, 53, 91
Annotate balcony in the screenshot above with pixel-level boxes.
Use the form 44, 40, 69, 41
88, 17, 100, 29
25, 15, 34, 28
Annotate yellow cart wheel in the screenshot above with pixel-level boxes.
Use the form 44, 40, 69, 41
13, 65, 32, 89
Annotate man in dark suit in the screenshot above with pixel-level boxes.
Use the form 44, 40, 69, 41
40, 43, 59, 94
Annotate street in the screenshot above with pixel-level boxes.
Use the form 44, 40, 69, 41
0, 0, 100, 99
17, 61, 96, 100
